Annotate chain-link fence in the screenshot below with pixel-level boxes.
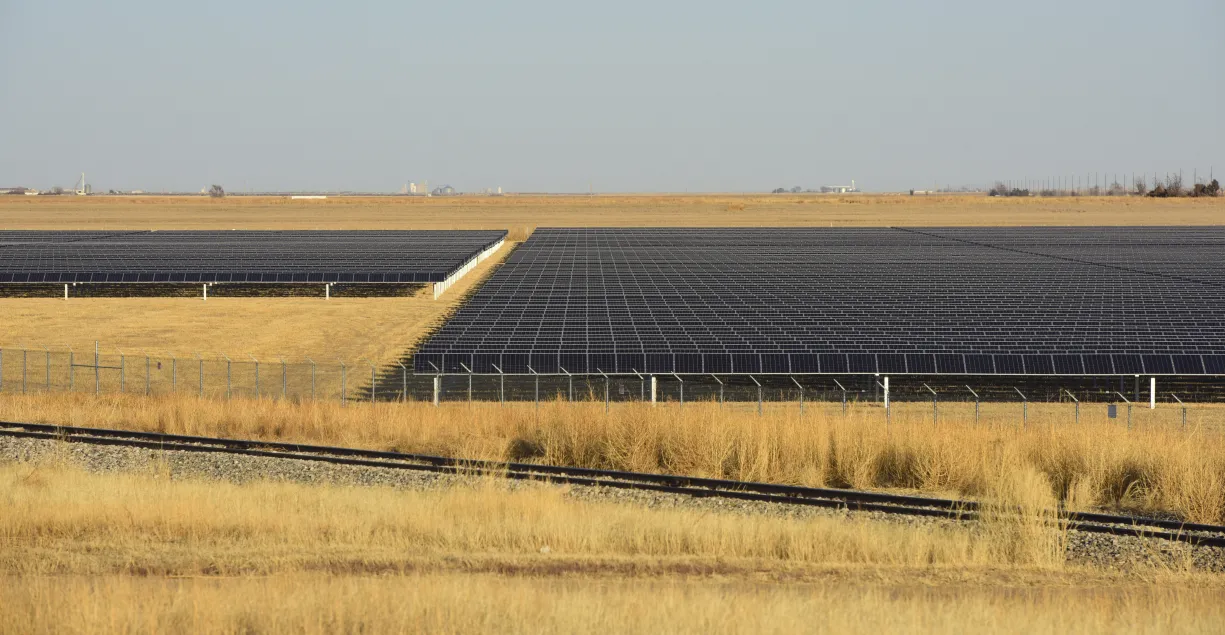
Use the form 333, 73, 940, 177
3, 345, 1224, 430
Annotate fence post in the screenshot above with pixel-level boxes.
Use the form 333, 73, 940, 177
371, 362, 377, 403
633, 369, 644, 402
94, 341, 100, 395
428, 362, 441, 406
198, 354, 204, 398
528, 366, 539, 411
965, 386, 980, 425
1171, 393, 1186, 429
22, 349, 27, 394
1, 348, 4, 393
1116, 391, 1132, 430
281, 359, 287, 399
398, 361, 408, 402
560, 367, 572, 402
69, 349, 74, 392
1150, 377, 1156, 409
492, 364, 504, 406
750, 375, 762, 416
461, 362, 474, 403
923, 383, 937, 424
250, 355, 260, 400
340, 362, 347, 406
145, 355, 150, 396
171, 357, 176, 394
791, 376, 804, 416
1014, 387, 1027, 428
712, 374, 723, 407
1063, 390, 1079, 425
43, 347, 50, 393
832, 378, 847, 414
673, 373, 684, 407
224, 355, 231, 400
599, 369, 610, 413
306, 358, 316, 400
650, 375, 657, 405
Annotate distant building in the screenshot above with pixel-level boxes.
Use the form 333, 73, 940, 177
1, 187, 32, 195
820, 180, 858, 194
432, 185, 456, 196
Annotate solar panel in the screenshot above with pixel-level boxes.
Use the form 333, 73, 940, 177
0, 230, 507, 283
415, 227, 1225, 376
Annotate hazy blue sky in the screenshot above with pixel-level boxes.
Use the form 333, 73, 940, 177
1, 0, 1221, 193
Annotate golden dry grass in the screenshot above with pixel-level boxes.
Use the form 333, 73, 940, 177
4, 573, 1225, 635
2, 193, 1222, 231
2, 462, 1222, 634
4, 393, 1223, 523
0, 240, 508, 362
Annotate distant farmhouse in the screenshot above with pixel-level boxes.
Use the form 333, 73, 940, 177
819, 180, 858, 194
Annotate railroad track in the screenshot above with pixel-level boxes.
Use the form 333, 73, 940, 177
3, 420, 1225, 549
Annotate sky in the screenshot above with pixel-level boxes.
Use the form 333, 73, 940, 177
1, 0, 1221, 193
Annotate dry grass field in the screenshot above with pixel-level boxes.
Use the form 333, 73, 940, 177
2, 461, 1223, 634
4, 394, 1223, 523
2, 192, 1223, 232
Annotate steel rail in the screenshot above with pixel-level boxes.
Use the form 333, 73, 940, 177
3, 421, 1224, 548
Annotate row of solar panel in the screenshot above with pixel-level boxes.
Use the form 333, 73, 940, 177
414, 351, 1225, 375
0, 272, 449, 283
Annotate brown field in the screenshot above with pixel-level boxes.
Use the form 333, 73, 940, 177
1, 461, 1222, 634
4, 393, 1223, 523
2, 192, 1223, 232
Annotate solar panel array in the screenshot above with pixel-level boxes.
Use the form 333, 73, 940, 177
415, 227, 1225, 376
0, 230, 507, 283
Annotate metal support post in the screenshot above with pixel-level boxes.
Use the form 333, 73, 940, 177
923, 383, 937, 424
599, 369, 610, 413
224, 356, 231, 399
64, 283, 68, 300
432, 375, 441, 406
95, 341, 100, 395
750, 375, 762, 416
492, 364, 505, 406
632, 370, 644, 402
650, 375, 657, 405
461, 363, 475, 403
528, 366, 539, 410
119, 354, 125, 393
398, 361, 408, 402
340, 362, 347, 406
145, 355, 150, 396
883, 376, 890, 411
307, 358, 316, 400
1014, 387, 1027, 428
69, 350, 74, 392
171, 358, 176, 393
832, 378, 847, 414
250, 356, 260, 400
325, 283, 330, 300
44, 347, 51, 393
281, 359, 287, 399
966, 386, 979, 425
560, 367, 572, 402
198, 355, 204, 398
22, 349, 27, 394
673, 373, 684, 406
1171, 394, 1186, 429
1149, 377, 1156, 409
1063, 389, 1079, 425
203, 284, 207, 301
712, 374, 723, 407
366, 360, 376, 403
1115, 391, 1133, 430
791, 376, 804, 416
1134, 375, 1139, 402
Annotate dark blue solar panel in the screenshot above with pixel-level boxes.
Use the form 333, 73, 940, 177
416, 227, 1225, 375
0, 230, 506, 283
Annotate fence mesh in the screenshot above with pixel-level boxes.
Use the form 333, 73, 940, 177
2, 346, 1223, 431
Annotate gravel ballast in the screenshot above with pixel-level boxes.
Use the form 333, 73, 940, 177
2, 434, 1221, 572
